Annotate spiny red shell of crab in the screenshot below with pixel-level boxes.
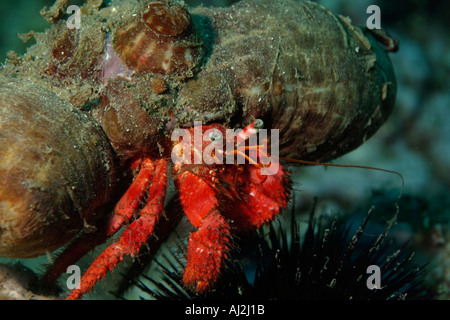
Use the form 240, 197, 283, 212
176, 167, 220, 228
226, 165, 291, 230
182, 212, 230, 293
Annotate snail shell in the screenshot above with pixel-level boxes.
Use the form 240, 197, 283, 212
0, 78, 117, 258
178, 0, 397, 161
113, 0, 204, 76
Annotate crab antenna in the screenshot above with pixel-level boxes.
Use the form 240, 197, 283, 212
226, 149, 260, 167
278, 157, 405, 199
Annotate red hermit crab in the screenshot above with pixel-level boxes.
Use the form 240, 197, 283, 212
0, 0, 398, 299
65, 119, 289, 299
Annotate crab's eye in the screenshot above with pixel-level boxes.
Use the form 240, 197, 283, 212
254, 119, 264, 129
209, 131, 222, 144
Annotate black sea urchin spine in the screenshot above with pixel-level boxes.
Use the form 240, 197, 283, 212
123, 201, 435, 300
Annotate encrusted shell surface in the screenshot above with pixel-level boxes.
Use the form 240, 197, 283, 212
0, 78, 117, 258
1, 0, 397, 164
113, 0, 204, 76
0, 0, 398, 259
178, 0, 397, 161
91, 78, 164, 160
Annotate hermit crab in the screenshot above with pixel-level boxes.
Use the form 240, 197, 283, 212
0, 0, 398, 299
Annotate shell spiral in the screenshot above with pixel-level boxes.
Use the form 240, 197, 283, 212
113, 0, 204, 76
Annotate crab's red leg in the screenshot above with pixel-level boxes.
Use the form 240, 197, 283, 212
176, 170, 230, 293
105, 158, 156, 235
226, 119, 291, 230
42, 158, 156, 286
183, 211, 230, 293
67, 159, 168, 300
227, 164, 291, 230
